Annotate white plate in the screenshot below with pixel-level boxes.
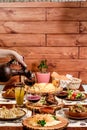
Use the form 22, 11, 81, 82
0, 85, 5, 93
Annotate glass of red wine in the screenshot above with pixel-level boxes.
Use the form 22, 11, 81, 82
27, 94, 41, 103
24, 75, 41, 115
26, 93, 41, 115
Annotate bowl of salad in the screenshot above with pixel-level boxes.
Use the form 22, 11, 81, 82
66, 90, 86, 101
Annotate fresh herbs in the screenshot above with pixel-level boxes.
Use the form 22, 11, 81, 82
38, 59, 48, 73
40, 97, 46, 104
52, 115, 57, 120
37, 120, 46, 127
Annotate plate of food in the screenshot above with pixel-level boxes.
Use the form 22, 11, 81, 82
22, 114, 68, 130
2, 88, 15, 99
26, 94, 64, 113
27, 83, 62, 95
64, 104, 87, 119
0, 105, 26, 120
65, 90, 86, 101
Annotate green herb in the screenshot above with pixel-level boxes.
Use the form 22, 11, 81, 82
52, 115, 57, 120
37, 120, 46, 127
40, 97, 46, 104
76, 93, 82, 99
68, 90, 73, 95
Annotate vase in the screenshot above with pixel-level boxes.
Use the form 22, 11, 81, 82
36, 72, 50, 83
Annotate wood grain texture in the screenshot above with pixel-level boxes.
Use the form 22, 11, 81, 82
0, 127, 23, 130
0, 2, 87, 83
0, 34, 45, 47
47, 34, 87, 47
0, 57, 11, 64
0, 21, 79, 34
0, 2, 80, 7
79, 47, 87, 59
23, 59, 87, 72
5, 47, 78, 59
0, 125, 86, 130
80, 72, 87, 84
80, 22, 87, 34
67, 127, 87, 130
0, 8, 45, 21
47, 8, 87, 21
81, 1, 87, 7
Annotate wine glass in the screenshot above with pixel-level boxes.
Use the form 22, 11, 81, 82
24, 76, 35, 101
27, 94, 41, 103
25, 78, 41, 115
26, 93, 41, 115
56, 98, 64, 116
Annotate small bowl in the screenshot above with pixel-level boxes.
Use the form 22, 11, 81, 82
27, 95, 41, 103
56, 91, 68, 98
69, 111, 87, 118
40, 106, 55, 114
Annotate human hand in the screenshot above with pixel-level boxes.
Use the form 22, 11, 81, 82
0, 49, 27, 68
11, 51, 27, 68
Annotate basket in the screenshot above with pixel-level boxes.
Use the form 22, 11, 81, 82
53, 77, 82, 90
68, 78, 82, 90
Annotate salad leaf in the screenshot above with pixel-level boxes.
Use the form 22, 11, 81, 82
76, 93, 82, 99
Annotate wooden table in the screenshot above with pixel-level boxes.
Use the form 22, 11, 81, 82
0, 125, 86, 130
0, 85, 87, 130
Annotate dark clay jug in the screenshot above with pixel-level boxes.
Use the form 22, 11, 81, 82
0, 59, 34, 83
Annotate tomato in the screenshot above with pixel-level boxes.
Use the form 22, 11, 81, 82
72, 92, 77, 98
71, 96, 75, 100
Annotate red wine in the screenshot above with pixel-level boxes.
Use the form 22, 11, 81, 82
27, 95, 41, 103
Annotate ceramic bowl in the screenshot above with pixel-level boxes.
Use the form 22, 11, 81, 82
0, 84, 5, 92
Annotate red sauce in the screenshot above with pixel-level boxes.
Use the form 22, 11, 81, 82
40, 107, 54, 114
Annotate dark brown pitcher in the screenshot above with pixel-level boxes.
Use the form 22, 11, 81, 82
0, 59, 35, 84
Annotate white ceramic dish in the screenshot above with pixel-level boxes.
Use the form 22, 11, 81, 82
82, 85, 87, 93
0, 84, 5, 92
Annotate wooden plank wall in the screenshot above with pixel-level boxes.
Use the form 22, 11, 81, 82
0, 0, 85, 2
0, 2, 87, 84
